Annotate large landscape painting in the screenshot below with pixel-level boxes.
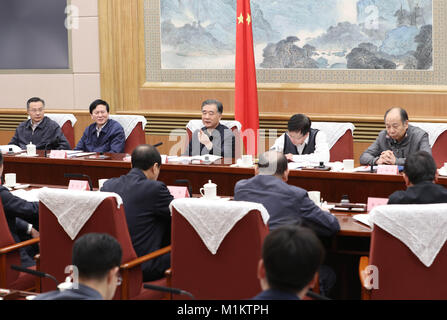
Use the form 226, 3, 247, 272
160, 0, 433, 70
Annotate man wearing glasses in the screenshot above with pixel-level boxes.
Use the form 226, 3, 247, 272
270, 114, 330, 163
9, 97, 70, 150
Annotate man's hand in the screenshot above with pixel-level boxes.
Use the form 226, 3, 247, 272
285, 153, 294, 161
377, 150, 396, 165
198, 131, 213, 150
30, 228, 39, 238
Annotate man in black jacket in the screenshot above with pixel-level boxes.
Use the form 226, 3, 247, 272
101, 144, 173, 281
388, 151, 447, 204
0, 153, 39, 266
9, 97, 70, 150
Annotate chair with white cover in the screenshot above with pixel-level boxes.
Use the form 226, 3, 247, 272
44, 113, 77, 149
311, 122, 355, 162
109, 115, 147, 154
169, 198, 269, 300
359, 203, 447, 299
37, 188, 170, 300
410, 122, 447, 168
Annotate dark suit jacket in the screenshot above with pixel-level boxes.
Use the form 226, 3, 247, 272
9, 116, 70, 150
35, 284, 103, 300
388, 181, 447, 204
252, 288, 300, 300
101, 168, 173, 281
75, 119, 125, 153
186, 123, 235, 158
234, 175, 340, 237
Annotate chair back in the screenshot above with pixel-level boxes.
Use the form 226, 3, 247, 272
311, 122, 354, 162
410, 122, 447, 168
170, 204, 268, 300
0, 200, 22, 287
109, 115, 147, 154
368, 204, 447, 299
45, 113, 77, 149
38, 195, 142, 299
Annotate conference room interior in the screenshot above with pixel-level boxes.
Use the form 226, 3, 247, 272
1, 0, 447, 302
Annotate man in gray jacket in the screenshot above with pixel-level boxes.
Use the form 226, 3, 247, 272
360, 107, 431, 166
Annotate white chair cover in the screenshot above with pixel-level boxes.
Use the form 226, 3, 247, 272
410, 122, 447, 147
170, 198, 269, 255
311, 122, 355, 150
369, 203, 447, 267
109, 115, 147, 140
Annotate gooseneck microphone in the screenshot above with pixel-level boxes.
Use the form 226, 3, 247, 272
154, 142, 163, 147
174, 179, 193, 198
306, 290, 331, 300
64, 173, 94, 191
11, 264, 59, 286
143, 283, 195, 299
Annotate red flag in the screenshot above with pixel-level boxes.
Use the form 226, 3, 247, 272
235, 0, 259, 156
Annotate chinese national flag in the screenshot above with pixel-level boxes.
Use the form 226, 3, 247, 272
235, 0, 259, 156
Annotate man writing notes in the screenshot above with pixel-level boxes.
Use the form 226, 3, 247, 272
101, 144, 173, 281
75, 99, 125, 153
360, 107, 431, 166
185, 99, 235, 158
270, 114, 330, 163
388, 151, 447, 204
9, 97, 70, 150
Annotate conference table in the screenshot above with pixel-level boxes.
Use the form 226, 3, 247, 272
4, 151, 447, 203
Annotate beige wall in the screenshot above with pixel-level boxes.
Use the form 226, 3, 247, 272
0, 0, 100, 110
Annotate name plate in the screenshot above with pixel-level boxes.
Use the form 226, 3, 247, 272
49, 150, 67, 159
367, 197, 388, 212
377, 165, 399, 175
68, 180, 89, 191
167, 186, 189, 199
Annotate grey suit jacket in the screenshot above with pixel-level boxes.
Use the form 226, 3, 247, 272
360, 125, 431, 166
234, 175, 340, 237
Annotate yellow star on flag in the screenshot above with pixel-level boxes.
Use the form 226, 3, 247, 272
237, 13, 244, 24
246, 13, 251, 25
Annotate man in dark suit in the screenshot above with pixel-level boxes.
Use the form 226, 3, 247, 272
35, 233, 122, 300
0, 152, 39, 267
101, 144, 173, 281
252, 225, 324, 300
388, 151, 447, 204
185, 99, 235, 158
234, 150, 340, 236
9, 97, 70, 150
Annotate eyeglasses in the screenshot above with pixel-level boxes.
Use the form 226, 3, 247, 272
29, 108, 44, 113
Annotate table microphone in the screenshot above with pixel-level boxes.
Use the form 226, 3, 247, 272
11, 264, 59, 286
174, 179, 193, 198
64, 173, 94, 191
154, 142, 163, 147
306, 290, 331, 300
143, 283, 194, 299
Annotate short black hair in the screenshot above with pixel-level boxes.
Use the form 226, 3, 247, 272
131, 144, 161, 171
72, 233, 122, 280
288, 114, 311, 135
89, 99, 110, 114
257, 151, 288, 176
384, 107, 409, 123
27, 97, 45, 109
404, 151, 437, 184
263, 225, 325, 293
0, 152, 3, 165
201, 99, 223, 114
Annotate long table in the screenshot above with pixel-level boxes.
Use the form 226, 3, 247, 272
5, 151, 447, 203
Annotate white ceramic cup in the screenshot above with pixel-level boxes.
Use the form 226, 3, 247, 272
98, 179, 108, 190
161, 154, 167, 164
200, 180, 217, 199
4, 173, 16, 187
343, 159, 354, 171
241, 154, 253, 166
57, 281, 73, 292
26, 142, 36, 156
308, 191, 321, 206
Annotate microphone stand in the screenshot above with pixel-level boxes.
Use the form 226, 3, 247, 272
143, 283, 194, 299
11, 264, 59, 286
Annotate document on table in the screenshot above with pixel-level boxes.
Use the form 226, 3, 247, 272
11, 189, 42, 202
352, 214, 372, 228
